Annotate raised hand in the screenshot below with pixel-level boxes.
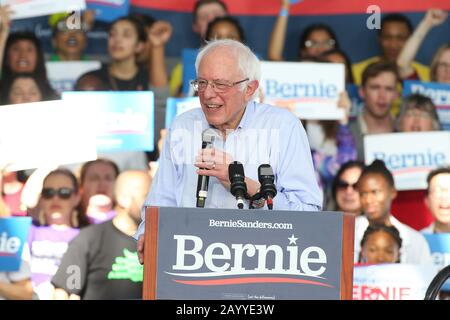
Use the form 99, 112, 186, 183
148, 20, 173, 48
0, 5, 12, 36
423, 9, 448, 28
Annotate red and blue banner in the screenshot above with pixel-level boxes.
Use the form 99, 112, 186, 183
131, 0, 450, 15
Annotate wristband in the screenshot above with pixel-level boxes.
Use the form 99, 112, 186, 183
279, 8, 289, 17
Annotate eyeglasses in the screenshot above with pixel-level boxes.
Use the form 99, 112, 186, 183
41, 187, 74, 200
437, 62, 450, 71
190, 78, 249, 93
337, 180, 357, 191
304, 39, 335, 49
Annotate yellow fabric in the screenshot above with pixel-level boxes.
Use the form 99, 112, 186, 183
169, 63, 183, 96
352, 56, 430, 85
351, 56, 430, 116
48, 13, 70, 29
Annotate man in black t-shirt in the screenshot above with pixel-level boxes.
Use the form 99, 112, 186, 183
52, 170, 152, 299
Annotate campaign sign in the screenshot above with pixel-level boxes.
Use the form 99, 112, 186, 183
165, 97, 201, 128
424, 234, 450, 291
353, 264, 438, 300
364, 131, 450, 190
0, 217, 31, 272
1, 0, 86, 20
86, 0, 129, 23
403, 80, 450, 131
46, 61, 101, 94
260, 61, 345, 120
154, 207, 349, 300
0, 100, 97, 172
181, 48, 198, 97
62, 91, 154, 152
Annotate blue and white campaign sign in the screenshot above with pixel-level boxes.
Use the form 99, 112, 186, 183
364, 131, 450, 190
403, 80, 450, 131
165, 97, 201, 128
86, 0, 129, 23
1, 0, 86, 20
181, 48, 198, 97
260, 61, 345, 120
0, 100, 97, 171
0, 217, 31, 272
62, 91, 154, 152
353, 264, 438, 300
46, 61, 101, 94
424, 233, 450, 291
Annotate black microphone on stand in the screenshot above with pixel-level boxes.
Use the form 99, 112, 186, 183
228, 161, 247, 209
196, 128, 217, 208
258, 164, 277, 210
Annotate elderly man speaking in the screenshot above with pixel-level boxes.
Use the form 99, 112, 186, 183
135, 39, 322, 263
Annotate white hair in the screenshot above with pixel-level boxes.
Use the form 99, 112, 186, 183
195, 39, 261, 98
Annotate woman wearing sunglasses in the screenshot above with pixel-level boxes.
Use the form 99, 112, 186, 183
330, 160, 364, 215
27, 169, 81, 300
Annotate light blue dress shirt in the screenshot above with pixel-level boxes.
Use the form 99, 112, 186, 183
134, 101, 323, 239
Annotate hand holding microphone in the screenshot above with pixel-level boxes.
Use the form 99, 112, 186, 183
195, 128, 216, 208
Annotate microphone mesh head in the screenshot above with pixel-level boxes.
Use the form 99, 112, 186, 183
202, 128, 218, 144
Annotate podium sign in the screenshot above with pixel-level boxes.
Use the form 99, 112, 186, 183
143, 207, 354, 300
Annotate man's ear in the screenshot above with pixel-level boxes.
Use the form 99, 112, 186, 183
245, 80, 259, 100
391, 188, 397, 201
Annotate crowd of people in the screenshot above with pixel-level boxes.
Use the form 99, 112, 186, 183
0, 0, 449, 300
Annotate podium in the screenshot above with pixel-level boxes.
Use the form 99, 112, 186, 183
143, 207, 354, 300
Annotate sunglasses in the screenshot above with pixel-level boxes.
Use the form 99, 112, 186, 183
41, 187, 74, 200
337, 180, 358, 190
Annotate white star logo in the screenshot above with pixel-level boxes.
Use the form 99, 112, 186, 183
288, 234, 298, 245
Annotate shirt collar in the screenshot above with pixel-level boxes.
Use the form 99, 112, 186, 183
236, 101, 255, 130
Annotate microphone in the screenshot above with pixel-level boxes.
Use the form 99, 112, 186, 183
196, 128, 216, 208
258, 164, 277, 210
228, 161, 247, 209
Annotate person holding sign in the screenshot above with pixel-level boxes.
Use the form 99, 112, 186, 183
389, 94, 441, 230
135, 39, 322, 263
359, 224, 402, 264
395, 94, 441, 132
354, 160, 432, 264
422, 167, 450, 234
